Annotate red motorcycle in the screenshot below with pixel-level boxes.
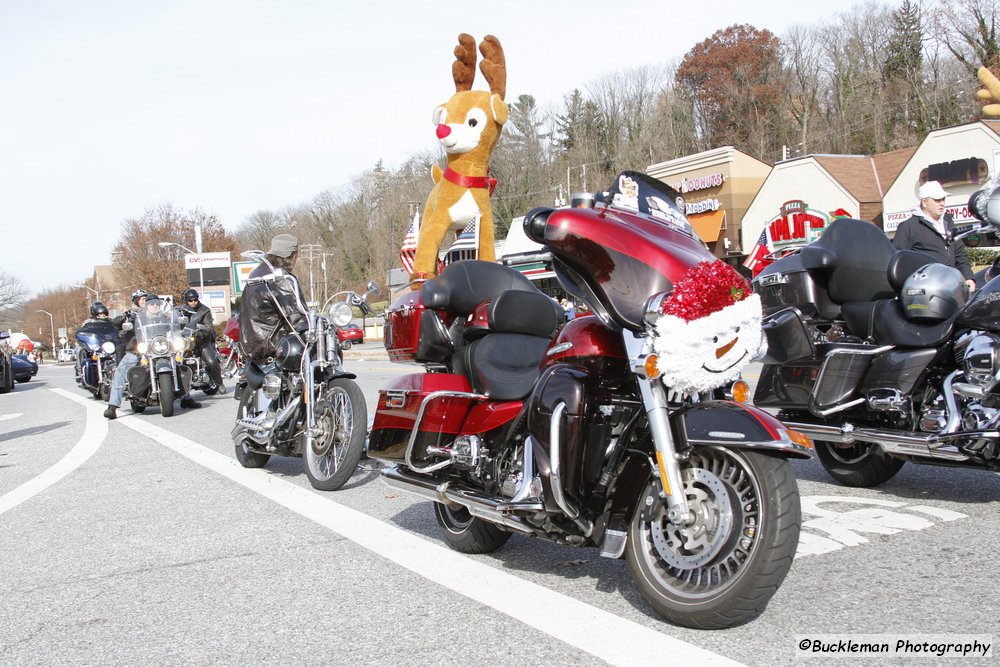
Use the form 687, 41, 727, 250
218, 315, 244, 379
370, 172, 813, 629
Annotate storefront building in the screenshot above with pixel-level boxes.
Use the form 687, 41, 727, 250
741, 148, 914, 261
882, 120, 1000, 242
646, 146, 771, 267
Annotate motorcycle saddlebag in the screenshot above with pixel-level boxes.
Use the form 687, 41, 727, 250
368, 373, 478, 464
758, 307, 815, 365
384, 291, 456, 364
754, 254, 839, 321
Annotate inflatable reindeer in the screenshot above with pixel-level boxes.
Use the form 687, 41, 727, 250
410, 34, 508, 281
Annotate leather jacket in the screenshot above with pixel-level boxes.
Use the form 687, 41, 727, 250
240, 262, 308, 362
179, 301, 216, 346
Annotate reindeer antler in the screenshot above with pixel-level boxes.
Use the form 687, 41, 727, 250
452, 33, 477, 93
478, 35, 506, 99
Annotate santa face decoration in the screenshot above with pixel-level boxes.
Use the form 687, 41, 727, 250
652, 261, 765, 396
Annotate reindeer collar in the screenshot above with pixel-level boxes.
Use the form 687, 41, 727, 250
443, 166, 497, 196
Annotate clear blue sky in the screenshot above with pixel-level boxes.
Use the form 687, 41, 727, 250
1, 0, 874, 293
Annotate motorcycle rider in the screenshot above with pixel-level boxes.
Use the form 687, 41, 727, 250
892, 180, 976, 293
178, 288, 226, 394
104, 289, 200, 419
75, 302, 111, 381
240, 234, 308, 363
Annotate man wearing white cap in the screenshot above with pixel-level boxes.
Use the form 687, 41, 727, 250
892, 180, 975, 292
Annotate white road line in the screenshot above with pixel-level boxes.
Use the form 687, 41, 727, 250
0, 390, 106, 515
119, 415, 743, 667
0, 413, 23, 422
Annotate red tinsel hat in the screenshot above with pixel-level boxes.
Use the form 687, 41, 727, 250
662, 261, 752, 322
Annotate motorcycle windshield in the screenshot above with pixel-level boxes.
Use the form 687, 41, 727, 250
540, 171, 715, 331
134, 298, 181, 346
75, 320, 118, 351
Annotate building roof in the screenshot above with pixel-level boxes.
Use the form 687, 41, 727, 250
93, 265, 123, 291
813, 146, 916, 204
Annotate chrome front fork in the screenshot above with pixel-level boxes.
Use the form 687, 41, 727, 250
623, 332, 694, 525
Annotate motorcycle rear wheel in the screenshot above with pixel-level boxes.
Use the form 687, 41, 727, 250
303, 378, 366, 491
233, 389, 270, 468
158, 374, 174, 418
433, 502, 511, 554
814, 440, 904, 487
626, 447, 800, 630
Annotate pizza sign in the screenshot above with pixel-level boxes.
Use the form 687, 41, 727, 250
767, 200, 831, 250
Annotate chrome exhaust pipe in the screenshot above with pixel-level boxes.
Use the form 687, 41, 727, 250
381, 466, 534, 534
782, 421, 971, 462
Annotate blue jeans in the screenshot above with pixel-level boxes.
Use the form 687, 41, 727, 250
108, 353, 138, 408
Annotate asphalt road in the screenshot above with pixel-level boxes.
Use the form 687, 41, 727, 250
1, 349, 998, 666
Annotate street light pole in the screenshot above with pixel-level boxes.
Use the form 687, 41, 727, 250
158, 241, 204, 296
36, 309, 55, 355
74, 284, 99, 302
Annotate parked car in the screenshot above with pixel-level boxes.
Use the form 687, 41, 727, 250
56, 347, 76, 363
12, 354, 38, 383
335, 323, 364, 349
0, 332, 13, 393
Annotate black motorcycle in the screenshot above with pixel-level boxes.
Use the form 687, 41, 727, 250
75, 319, 119, 401
179, 320, 223, 396
753, 186, 1000, 486
123, 297, 193, 417
231, 251, 379, 491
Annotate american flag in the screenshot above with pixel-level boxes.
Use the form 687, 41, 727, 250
743, 228, 772, 276
399, 210, 420, 275
444, 217, 480, 266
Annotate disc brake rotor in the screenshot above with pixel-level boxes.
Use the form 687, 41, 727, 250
310, 402, 336, 457
649, 467, 735, 569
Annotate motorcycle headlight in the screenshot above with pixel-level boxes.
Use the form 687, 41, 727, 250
172, 335, 187, 352
137, 342, 148, 354
101, 341, 116, 355
329, 302, 353, 328
151, 336, 170, 355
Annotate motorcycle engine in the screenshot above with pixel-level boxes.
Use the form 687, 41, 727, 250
959, 333, 1000, 392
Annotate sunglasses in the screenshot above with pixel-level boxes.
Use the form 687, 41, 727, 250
186, 298, 198, 302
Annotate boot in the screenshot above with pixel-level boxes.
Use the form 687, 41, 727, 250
104, 405, 117, 420
180, 396, 201, 409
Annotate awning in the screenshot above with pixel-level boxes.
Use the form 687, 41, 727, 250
689, 209, 725, 243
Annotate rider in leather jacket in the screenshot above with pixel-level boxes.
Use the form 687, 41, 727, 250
179, 288, 225, 393
240, 234, 308, 363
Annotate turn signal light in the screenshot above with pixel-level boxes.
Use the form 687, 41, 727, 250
786, 428, 814, 450
644, 354, 661, 380
731, 380, 750, 404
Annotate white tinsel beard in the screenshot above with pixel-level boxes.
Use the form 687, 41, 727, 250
653, 294, 765, 396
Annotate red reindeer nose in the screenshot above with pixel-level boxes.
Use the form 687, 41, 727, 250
436, 124, 451, 139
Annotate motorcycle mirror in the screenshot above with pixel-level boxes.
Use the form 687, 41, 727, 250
178, 316, 189, 325
121, 322, 133, 332
366, 280, 380, 295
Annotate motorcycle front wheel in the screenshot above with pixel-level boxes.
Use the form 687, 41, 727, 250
303, 378, 366, 491
814, 440, 904, 487
626, 447, 800, 630
158, 374, 174, 418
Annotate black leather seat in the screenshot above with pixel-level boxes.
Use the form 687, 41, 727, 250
887, 250, 937, 290
463, 289, 563, 400
843, 299, 953, 348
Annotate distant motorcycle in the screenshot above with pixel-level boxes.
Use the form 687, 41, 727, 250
218, 316, 244, 379
124, 297, 192, 417
75, 319, 118, 400
231, 250, 379, 491
180, 319, 223, 396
